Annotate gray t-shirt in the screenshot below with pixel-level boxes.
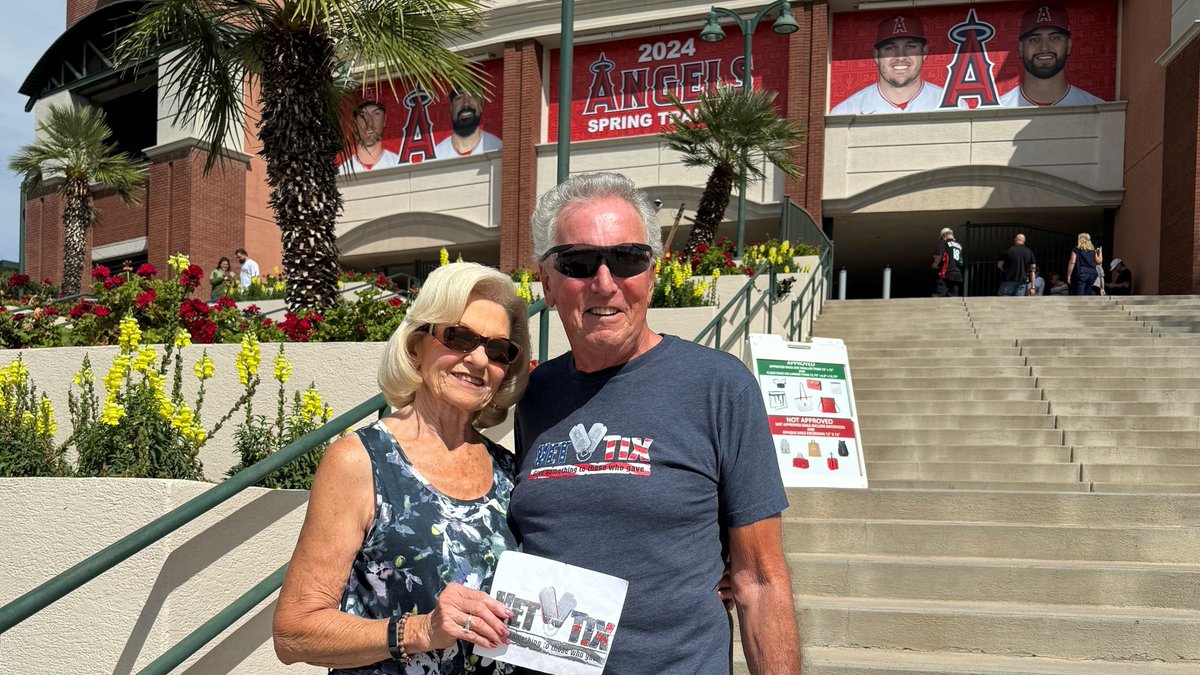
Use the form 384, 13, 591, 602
511, 335, 789, 674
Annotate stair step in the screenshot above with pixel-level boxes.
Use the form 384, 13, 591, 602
787, 553, 1200, 610
1073, 446, 1200, 464
858, 400, 1050, 415
782, 519, 1200, 562
1056, 415, 1200, 431
782, 489, 1200, 526
861, 429, 1064, 445
1091, 482, 1200, 494
851, 356, 1029, 368
1035, 366, 1200, 378
1022, 345, 1200, 356
868, 461, 1080, 482
1064, 429, 1199, 448
799, 646, 1200, 674
854, 377, 1036, 390
860, 414, 1056, 430
796, 595, 1200, 661
864, 445, 1070, 463
1037, 377, 1200, 389
855, 366, 1032, 378
1043, 388, 1200, 402
1051, 401, 1200, 415
865, 479, 1091, 492
855, 388, 1045, 401
1083, 464, 1200, 484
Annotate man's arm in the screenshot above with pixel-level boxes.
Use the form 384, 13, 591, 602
729, 514, 801, 674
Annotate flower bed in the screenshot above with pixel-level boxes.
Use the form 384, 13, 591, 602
0, 254, 407, 349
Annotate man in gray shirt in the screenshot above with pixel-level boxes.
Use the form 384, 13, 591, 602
511, 172, 799, 674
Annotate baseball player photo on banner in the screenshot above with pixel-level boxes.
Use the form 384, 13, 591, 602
748, 334, 868, 489
337, 58, 504, 173
829, 0, 1117, 115
548, 24, 790, 142
476, 551, 629, 675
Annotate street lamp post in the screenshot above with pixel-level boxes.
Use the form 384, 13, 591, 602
699, 1, 798, 256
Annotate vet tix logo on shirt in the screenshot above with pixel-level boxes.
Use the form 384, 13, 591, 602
530, 422, 653, 480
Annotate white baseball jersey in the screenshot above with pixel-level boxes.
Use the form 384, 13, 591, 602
341, 149, 401, 174
434, 130, 502, 159
830, 81, 946, 115
1000, 84, 1104, 107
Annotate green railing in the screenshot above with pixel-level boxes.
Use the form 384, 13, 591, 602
0, 299, 551, 655
778, 199, 834, 341
694, 263, 776, 353
1, 228, 836, 670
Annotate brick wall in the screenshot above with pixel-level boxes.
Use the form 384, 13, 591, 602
1158, 36, 1200, 293
145, 147, 249, 292
498, 40, 543, 272
21, 193, 65, 285
782, 1, 828, 225
65, 0, 99, 27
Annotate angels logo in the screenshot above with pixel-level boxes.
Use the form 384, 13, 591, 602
583, 54, 619, 116
939, 9, 1000, 109
889, 15, 909, 37
398, 89, 436, 163
1033, 5, 1054, 25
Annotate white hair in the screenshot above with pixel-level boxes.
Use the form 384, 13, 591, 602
530, 172, 663, 259
378, 262, 530, 429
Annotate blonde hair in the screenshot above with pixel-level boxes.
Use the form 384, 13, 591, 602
1076, 233, 1094, 251
378, 262, 530, 429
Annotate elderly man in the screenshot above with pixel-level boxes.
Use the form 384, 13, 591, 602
510, 172, 800, 674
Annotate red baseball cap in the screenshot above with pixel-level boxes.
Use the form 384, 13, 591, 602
875, 14, 926, 47
1019, 4, 1071, 38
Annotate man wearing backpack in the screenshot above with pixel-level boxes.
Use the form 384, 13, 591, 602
932, 227, 965, 297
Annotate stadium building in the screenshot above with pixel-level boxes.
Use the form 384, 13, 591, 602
16, 0, 1200, 298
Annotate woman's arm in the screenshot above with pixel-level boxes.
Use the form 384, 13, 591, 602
273, 435, 388, 668
1066, 252, 1077, 281
273, 434, 513, 668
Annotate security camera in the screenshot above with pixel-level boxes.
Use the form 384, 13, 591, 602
651, 199, 663, 210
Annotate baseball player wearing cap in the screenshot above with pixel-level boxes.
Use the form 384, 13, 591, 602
932, 227, 965, 297
1000, 4, 1103, 107
831, 14, 945, 115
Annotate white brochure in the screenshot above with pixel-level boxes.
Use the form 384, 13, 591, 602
477, 551, 629, 675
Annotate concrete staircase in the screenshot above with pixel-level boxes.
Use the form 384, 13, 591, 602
774, 296, 1200, 674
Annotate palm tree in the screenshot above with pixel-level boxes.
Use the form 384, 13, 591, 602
660, 87, 805, 255
117, 0, 485, 311
9, 105, 147, 296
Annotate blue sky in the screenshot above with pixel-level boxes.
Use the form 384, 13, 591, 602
0, 0, 67, 263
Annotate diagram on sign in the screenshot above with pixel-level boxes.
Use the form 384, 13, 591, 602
748, 334, 868, 489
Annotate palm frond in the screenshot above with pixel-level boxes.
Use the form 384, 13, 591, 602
117, 0, 272, 171
660, 87, 806, 188
8, 105, 147, 200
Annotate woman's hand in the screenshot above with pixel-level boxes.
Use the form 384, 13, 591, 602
425, 583, 513, 651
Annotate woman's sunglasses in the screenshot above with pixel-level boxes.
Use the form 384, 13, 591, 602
419, 324, 521, 366
543, 243, 654, 279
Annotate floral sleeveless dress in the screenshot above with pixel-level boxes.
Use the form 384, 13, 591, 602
335, 422, 517, 675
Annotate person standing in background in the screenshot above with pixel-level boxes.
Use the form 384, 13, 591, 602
997, 234, 1037, 296
1065, 233, 1103, 296
1107, 258, 1133, 295
236, 248, 260, 291
932, 227, 965, 297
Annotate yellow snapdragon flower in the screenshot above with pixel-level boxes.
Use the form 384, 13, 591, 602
439, 247, 450, 267
193, 353, 216, 381
236, 334, 262, 385
173, 329, 192, 348
273, 349, 293, 384
168, 253, 190, 271
117, 316, 142, 352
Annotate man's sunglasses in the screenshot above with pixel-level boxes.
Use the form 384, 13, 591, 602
543, 243, 655, 279
418, 324, 521, 366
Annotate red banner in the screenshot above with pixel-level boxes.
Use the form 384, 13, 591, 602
338, 59, 504, 171
769, 416, 857, 439
829, 0, 1116, 114
549, 25, 791, 142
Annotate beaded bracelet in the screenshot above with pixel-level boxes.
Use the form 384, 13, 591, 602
387, 614, 411, 662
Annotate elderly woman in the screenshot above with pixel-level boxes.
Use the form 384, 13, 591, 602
274, 262, 528, 674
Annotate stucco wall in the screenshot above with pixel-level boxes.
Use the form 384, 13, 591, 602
823, 104, 1127, 213
0, 479, 320, 674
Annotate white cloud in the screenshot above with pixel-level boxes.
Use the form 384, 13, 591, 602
0, 0, 69, 263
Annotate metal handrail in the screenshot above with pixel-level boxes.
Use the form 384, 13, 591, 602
0, 300, 552, 639
693, 263, 772, 348
1, 277, 792, 668
0, 394, 387, 634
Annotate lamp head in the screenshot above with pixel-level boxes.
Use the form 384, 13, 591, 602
772, 3, 799, 35
700, 11, 726, 43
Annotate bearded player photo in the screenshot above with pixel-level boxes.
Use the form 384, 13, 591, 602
1000, 4, 1104, 107
434, 89, 502, 159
